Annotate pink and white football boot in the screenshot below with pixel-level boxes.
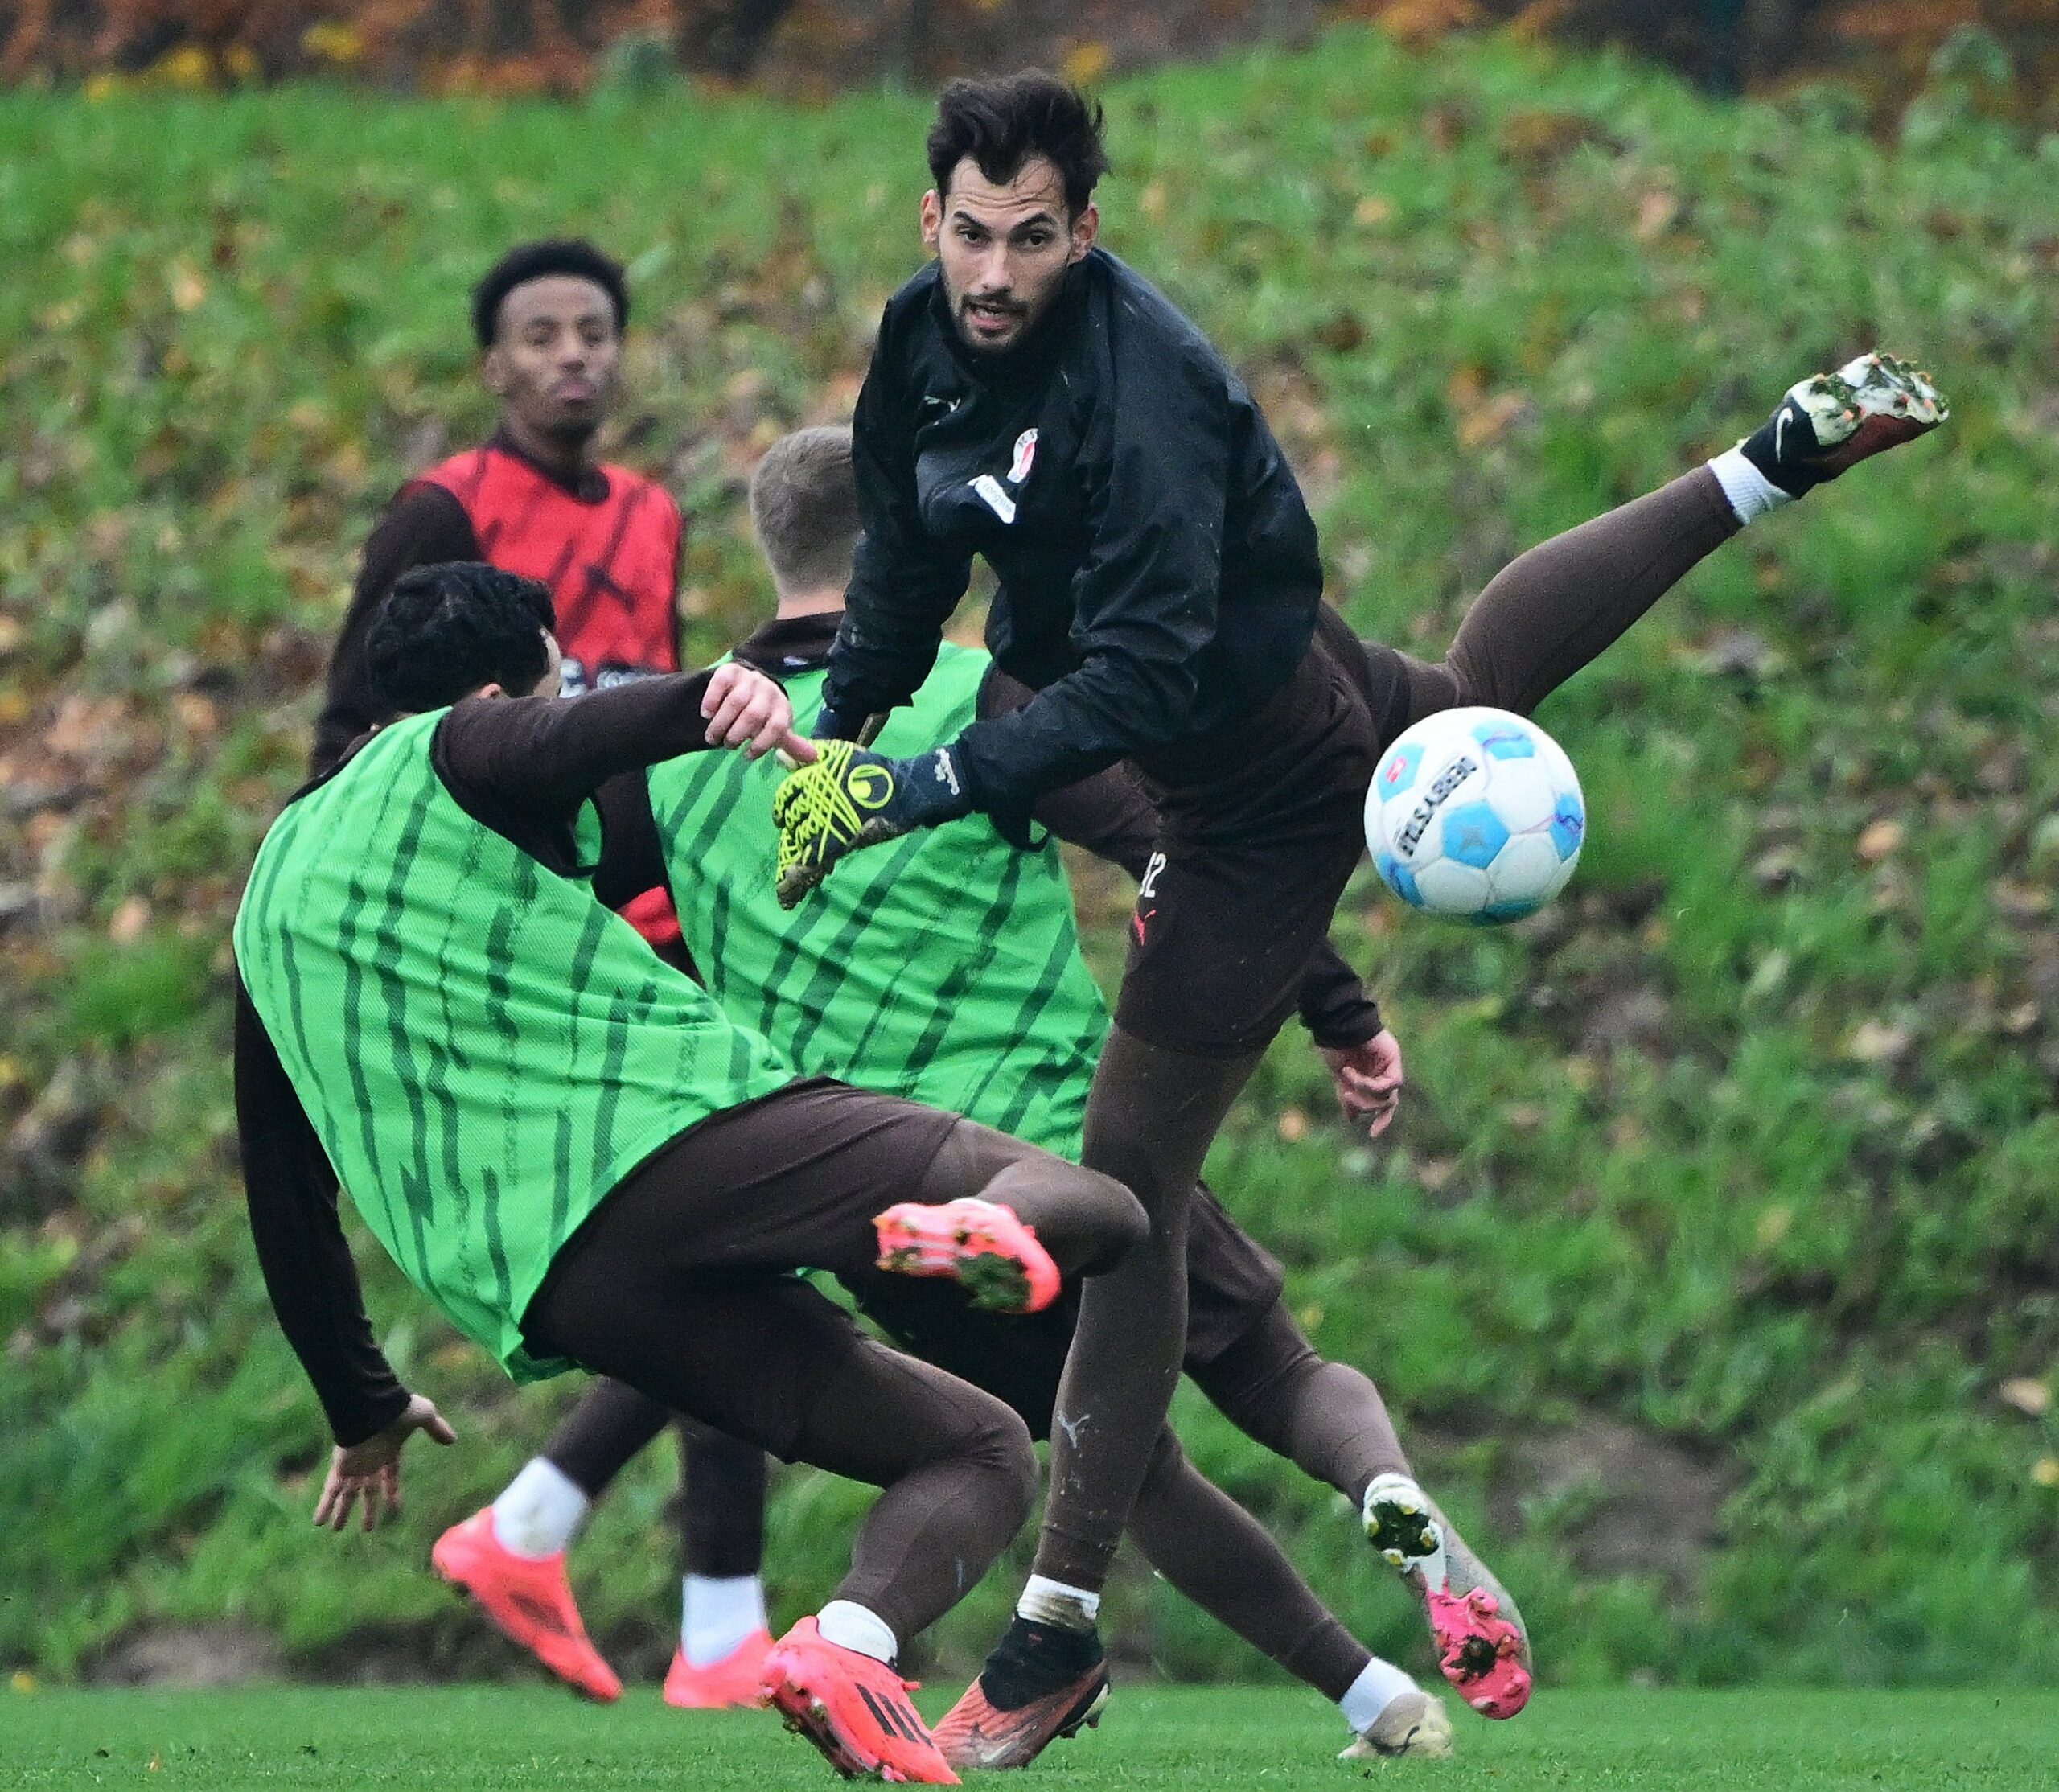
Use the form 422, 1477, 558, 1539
1363, 1473, 1532, 1720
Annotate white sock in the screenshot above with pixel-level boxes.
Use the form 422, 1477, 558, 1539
816, 1600, 898, 1666
1707, 446, 1794, 524
489, 1457, 590, 1560
1338, 1654, 1423, 1734
1017, 1574, 1100, 1632
682, 1573, 768, 1667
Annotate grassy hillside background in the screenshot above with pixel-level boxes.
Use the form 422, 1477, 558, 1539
2, 25, 2056, 1692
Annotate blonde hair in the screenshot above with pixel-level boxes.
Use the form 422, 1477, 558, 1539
748, 426, 860, 593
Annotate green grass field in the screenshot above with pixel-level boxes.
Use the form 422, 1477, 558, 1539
4, 1686, 2056, 1790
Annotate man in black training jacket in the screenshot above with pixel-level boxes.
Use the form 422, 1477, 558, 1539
771, 71, 1407, 1762
766, 67, 1949, 1765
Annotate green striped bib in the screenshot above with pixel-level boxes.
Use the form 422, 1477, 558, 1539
647, 643, 1110, 1161
234, 711, 795, 1379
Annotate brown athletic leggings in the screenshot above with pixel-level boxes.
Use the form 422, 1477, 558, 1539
1035, 468, 1743, 1593
545, 1385, 768, 1580
1131, 1307, 1417, 1699
522, 1092, 1145, 1647
542, 1366, 1386, 1698
1375, 466, 1741, 733
1190, 1303, 1411, 1505
540, 1281, 1409, 1698
1128, 1426, 1370, 1699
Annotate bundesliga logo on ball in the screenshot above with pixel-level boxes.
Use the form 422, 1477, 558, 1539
1366, 708, 1586, 923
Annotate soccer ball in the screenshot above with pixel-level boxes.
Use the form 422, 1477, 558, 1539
1366, 707, 1585, 923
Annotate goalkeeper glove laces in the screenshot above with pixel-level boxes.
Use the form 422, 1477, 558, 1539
773, 739, 973, 908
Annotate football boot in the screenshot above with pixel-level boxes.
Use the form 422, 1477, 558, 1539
664, 1627, 775, 1710
1363, 1473, 1531, 1719
759, 1617, 958, 1784
1338, 1688, 1456, 1761
430, 1510, 620, 1702
873, 1198, 1062, 1314
932, 1617, 1109, 1770
1739, 351, 1946, 495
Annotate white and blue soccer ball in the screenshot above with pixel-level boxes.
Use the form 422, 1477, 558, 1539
1366, 707, 1585, 923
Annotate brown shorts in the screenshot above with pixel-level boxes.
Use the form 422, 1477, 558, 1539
522, 1079, 964, 1461
551, 1077, 962, 1287
845, 1182, 1287, 1442
1120, 605, 1380, 1055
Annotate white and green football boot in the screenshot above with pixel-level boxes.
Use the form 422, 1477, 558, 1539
1739, 350, 1947, 496
1339, 1688, 1455, 1761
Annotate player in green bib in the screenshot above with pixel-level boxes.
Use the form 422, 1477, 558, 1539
233, 560, 1153, 1786
438, 430, 1494, 1762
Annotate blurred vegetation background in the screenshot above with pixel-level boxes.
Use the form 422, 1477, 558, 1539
2, 17, 2057, 1695
2, 0, 2057, 126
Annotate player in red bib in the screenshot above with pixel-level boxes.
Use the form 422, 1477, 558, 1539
311, 238, 685, 945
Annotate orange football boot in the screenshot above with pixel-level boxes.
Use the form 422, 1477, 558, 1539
429, 1509, 621, 1702
759, 1617, 959, 1784
664, 1627, 775, 1710
932, 1620, 1110, 1771
873, 1198, 1062, 1313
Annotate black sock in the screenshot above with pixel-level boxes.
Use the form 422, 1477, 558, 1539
977, 1617, 1105, 1709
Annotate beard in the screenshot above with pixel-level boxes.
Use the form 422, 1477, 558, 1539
951, 290, 1038, 352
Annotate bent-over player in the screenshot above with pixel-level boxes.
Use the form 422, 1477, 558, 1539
233, 563, 1150, 1785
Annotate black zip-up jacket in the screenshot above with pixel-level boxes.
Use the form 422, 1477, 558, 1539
824, 249, 1325, 831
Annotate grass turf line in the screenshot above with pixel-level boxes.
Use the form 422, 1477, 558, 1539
3, 1687, 2057, 1790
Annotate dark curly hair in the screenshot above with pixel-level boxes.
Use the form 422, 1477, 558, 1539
365, 562, 557, 716
470, 238, 629, 349
927, 70, 1110, 218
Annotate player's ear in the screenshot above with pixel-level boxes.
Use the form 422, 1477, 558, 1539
482, 343, 511, 397
920, 189, 943, 253
1069, 201, 1099, 262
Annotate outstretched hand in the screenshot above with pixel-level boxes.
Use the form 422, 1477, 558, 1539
313, 1394, 456, 1534
1319, 1028, 1404, 1140
701, 663, 810, 762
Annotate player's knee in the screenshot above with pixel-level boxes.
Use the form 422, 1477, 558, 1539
963, 1399, 1038, 1525
1075, 1165, 1149, 1270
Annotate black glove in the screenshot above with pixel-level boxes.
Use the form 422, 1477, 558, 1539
773, 740, 974, 908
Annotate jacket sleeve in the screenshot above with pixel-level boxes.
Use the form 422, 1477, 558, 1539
235, 979, 410, 1448
983, 664, 1158, 875
950, 329, 1232, 821
820, 311, 974, 727
1297, 943, 1383, 1049
312, 484, 478, 776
